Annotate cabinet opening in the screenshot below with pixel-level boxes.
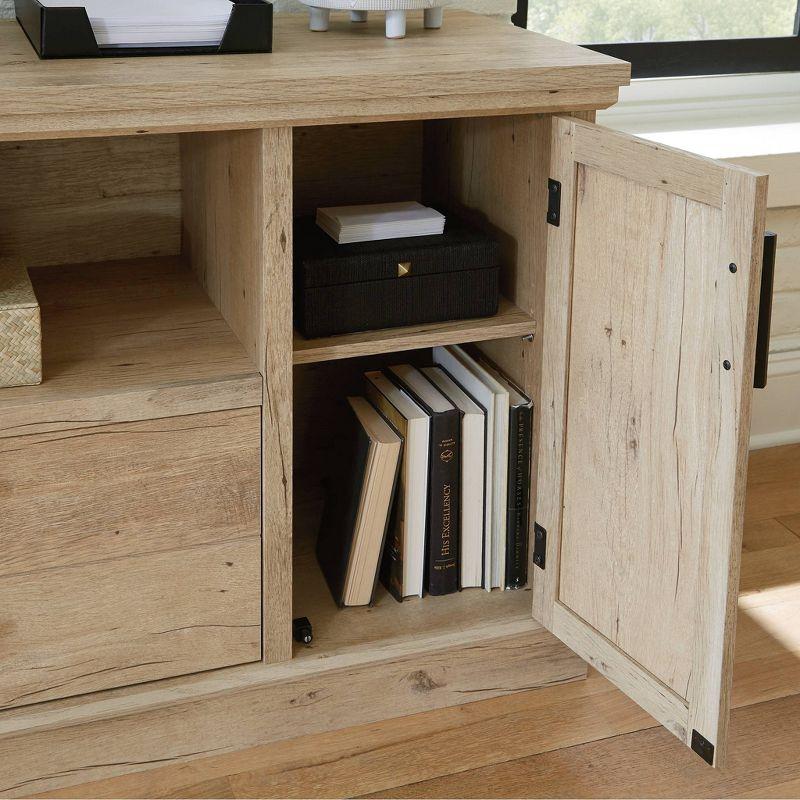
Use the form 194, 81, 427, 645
291, 117, 546, 366
0, 133, 267, 707
0, 133, 266, 413
292, 343, 538, 662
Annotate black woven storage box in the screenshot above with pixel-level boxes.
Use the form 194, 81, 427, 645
293, 217, 501, 339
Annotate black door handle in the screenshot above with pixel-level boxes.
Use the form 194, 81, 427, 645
754, 231, 777, 390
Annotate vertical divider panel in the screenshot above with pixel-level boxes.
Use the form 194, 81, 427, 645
423, 114, 552, 588
181, 127, 294, 664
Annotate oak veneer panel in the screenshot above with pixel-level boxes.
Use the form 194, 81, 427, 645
0, 622, 584, 798
0, 409, 261, 579
293, 296, 535, 365
0, 136, 179, 207
0, 196, 180, 271
0, 536, 261, 711
423, 113, 556, 589
0, 136, 180, 269
182, 127, 294, 665
0, 258, 262, 439
574, 122, 727, 208
536, 116, 768, 766
560, 171, 707, 698
0, 13, 628, 141
293, 122, 423, 218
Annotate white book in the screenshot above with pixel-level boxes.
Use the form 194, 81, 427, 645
317, 202, 445, 245
364, 370, 430, 599
433, 345, 509, 590
421, 366, 486, 590
41, 0, 234, 47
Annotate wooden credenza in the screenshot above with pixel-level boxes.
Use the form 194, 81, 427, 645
0, 11, 767, 795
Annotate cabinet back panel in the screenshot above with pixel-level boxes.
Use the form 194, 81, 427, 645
0, 136, 181, 269
293, 122, 423, 218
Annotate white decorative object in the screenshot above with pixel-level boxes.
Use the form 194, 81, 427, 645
298, 0, 449, 39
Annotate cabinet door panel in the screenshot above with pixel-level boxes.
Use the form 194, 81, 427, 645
535, 116, 768, 767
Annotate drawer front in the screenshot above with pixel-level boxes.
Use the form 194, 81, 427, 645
0, 409, 262, 709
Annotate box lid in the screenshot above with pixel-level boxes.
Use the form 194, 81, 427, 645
294, 217, 501, 289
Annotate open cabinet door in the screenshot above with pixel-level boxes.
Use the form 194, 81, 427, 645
534, 116, 768, 767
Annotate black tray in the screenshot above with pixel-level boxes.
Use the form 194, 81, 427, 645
15, 0, 273, 59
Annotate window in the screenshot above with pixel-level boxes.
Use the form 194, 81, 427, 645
513, 0, 800, 77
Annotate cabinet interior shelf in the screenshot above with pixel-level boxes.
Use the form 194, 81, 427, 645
292, 296, 536, 365
291, 493, 536, 662
0, 256, 262, 439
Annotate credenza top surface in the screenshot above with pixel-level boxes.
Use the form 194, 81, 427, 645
0, 11, 630, 141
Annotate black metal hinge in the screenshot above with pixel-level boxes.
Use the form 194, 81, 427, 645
533, 523, 547, 569
547, 179, 561, 227
691, 730, 715, 766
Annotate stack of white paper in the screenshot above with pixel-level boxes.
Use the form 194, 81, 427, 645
316, 202, 446, 245
41, 0, 235, 47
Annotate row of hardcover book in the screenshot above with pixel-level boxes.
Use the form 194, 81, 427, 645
316, 344, 533, 608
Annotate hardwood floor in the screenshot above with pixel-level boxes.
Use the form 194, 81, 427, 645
39, 443, 800, 800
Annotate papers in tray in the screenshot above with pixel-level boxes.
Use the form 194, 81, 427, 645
316, 202, 446, 245
40, 0, 235, 47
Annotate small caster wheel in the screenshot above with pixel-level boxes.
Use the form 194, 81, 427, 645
293, 616, 313, 645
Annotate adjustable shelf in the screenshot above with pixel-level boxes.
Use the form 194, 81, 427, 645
292, 296, 536, 365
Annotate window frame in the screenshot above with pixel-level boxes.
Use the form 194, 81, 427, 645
512, 0, 800, 78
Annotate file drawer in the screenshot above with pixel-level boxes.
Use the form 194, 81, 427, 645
0, 408, 262, 709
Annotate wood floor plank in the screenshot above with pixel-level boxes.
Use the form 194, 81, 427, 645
777, 513, 800, 537
372, 693, 800, 799
742, 518, 800, 552
744, 482, 800, 524
745, 443, 800, 486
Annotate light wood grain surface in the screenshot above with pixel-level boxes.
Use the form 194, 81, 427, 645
182, 127, 294, 664
0, 537, 261, 710
0, 258, 263, 439
0, 409, 262, 580
43, 444, 800, 800
535, 115, 767, 766
293, 297, 535, 365
0, 13, 629, 140
293, 122, 423, 217
0, 625, 583, 797
0, 136, 180, 269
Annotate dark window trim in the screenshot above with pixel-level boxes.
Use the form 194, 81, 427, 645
513, 0, 800, 78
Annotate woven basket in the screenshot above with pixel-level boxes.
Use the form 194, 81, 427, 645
0, 264, 42, 388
